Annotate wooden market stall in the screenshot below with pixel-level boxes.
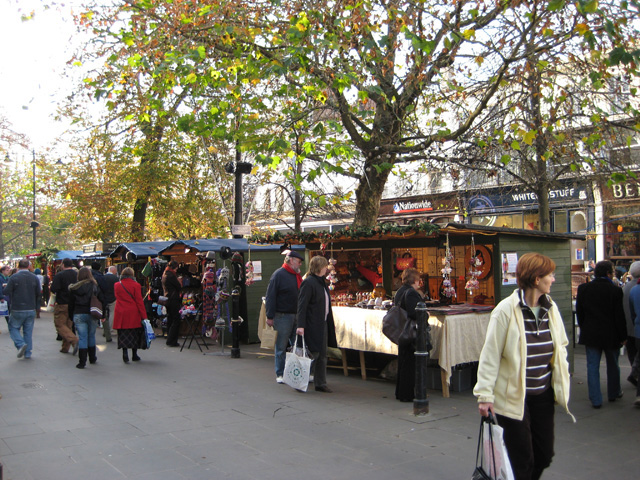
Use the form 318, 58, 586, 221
253, 222, 582, 396
157, 239, 305, 345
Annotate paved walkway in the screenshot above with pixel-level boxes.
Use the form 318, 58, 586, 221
0, 311, 639, 480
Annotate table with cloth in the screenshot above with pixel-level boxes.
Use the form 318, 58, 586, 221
331, 306, 492, 397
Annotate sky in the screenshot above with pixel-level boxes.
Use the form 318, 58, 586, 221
0, 0, 85, 155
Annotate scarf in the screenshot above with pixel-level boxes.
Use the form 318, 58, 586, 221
282, 262, 302, 289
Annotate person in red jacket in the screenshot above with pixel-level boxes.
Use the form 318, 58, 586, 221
113, 267, 148, 364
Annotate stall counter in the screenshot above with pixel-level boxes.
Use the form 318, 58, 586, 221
332, 306, 492, 397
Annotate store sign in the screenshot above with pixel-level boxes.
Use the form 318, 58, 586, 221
611, 182, 640, 199
102, 242, 120, 254
467, 186, 588, 213
392, 199, 433, 214
231, 225, 251, 236
82, 243, 97, 254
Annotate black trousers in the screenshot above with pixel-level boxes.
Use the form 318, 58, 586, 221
395, 342, 415, 401
165, 301, 182, 345
496, 387, 555, 480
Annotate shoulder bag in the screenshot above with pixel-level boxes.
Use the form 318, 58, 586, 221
382, 289, 417, 345
90, 287, 103, 319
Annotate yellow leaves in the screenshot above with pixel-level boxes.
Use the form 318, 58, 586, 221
295, 22, 307, 32
576, 23, 590, 36
463, 29, 475, 40
186, 72, 197, 83
475, 56, 484, 66
208, 146, 218, 153
523, 130, 537, 146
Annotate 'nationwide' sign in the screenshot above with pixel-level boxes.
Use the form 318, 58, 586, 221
393, 200, 433, 213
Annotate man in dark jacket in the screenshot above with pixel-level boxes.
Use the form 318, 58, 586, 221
265, 251, 303, 383
5, 258, 41, 359
576, 260, 627, 408
162, 260, 182, 347
50, 258, 79, 354
101, 266, 119, 342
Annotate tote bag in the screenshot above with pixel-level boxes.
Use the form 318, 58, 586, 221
283, 336, 312, 392
260, 326, 277, 350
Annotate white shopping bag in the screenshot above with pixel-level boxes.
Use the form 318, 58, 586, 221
482, 419, 515, 480
44, 293, 56, 313
283, 336, 312, 392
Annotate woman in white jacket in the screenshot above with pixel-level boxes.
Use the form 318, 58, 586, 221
474, 253, 574, 480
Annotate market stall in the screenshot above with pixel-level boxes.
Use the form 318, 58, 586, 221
252, 222, 582, 393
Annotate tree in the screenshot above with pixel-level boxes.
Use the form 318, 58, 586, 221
434, 1, 640, 231
74, 1, 640, 230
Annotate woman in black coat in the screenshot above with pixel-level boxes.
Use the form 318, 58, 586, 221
296, 255, 338, 393
394, 268, 425, 402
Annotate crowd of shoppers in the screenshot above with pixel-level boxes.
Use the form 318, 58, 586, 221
2, 249, 639, 480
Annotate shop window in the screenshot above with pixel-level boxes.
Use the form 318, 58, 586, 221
570, 211, 587, 234
523, 213, 539, 230
605, 205, 640, 258
554, 210, 568, 233
470, 214, 518, 228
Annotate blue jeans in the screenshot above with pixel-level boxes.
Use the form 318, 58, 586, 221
274, 312, 297, 377
586, 346, 622, 406
9, 310, 35, 358
74, 313, 97, 349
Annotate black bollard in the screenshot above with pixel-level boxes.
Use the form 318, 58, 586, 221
414, 302, 432, 415
230, 287, 241, 358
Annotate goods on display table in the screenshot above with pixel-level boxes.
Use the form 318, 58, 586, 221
308, 235, 496, 396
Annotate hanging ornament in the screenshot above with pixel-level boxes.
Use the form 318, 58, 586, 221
465, 234, 482, 292
441, 233, 456, 299
325, 245, 339, 291
245, 245, 255, 286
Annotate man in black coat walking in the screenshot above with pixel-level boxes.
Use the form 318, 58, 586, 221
576, 260, 627, 408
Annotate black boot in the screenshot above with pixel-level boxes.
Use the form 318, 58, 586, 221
76, 349, 87, 369
88, 346, 97, 364
132, 348, 141, 362
122, 348, 129, 364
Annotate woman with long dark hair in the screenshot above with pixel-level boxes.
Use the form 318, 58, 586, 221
69, 267, 104, 369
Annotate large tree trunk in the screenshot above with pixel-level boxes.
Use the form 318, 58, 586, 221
130, 123, 164, 241
352, 156, 393, 227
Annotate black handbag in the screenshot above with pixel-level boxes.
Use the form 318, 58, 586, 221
472, 414, 497, 480
382, 289, 416, 345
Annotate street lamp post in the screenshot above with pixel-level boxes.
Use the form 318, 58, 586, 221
30, 149, 39, 250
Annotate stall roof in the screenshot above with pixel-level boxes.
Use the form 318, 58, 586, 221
248, 221, 585, 245
54, 250, 84, 260
442, 222, 586, 240
109, 241, 174, 260
159, 238, 305, 254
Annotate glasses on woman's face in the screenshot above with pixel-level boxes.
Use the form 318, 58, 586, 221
547, 272, 556, 279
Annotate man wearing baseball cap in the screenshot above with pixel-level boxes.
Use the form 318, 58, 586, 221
265, 250, 304, 383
